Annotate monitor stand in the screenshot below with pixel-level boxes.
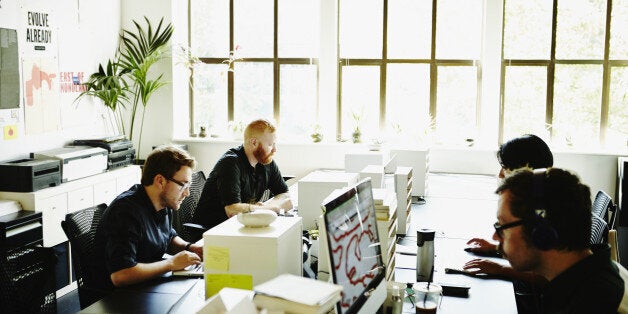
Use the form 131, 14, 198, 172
356, 278, 386, 314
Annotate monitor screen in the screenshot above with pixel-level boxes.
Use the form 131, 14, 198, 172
322, 178, 385, 314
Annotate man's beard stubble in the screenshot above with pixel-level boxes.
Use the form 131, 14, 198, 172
253, 144, 274, 165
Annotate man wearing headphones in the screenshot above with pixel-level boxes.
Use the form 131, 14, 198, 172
493, 167, 628, 313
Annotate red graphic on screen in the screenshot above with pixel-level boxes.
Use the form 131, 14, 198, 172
329, 210, 379, 309
25, 63, 56, 106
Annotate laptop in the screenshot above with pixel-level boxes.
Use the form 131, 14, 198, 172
172, 263, 204, 277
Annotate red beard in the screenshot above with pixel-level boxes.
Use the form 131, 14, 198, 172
253, 144, 274, 165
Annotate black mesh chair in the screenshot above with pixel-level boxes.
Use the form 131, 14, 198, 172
0, 246, 57, 313
592, 190, 613, 221
173, 171, 207, 242
61, 203, 109, 309
590, 214, 609, 245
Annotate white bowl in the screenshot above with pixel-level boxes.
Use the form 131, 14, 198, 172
237, 209, 277, 228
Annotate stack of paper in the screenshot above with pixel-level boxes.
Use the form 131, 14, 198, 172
253, 274, 342, 314
372, 188, 397, 221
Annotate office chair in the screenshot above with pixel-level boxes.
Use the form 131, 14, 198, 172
590, 214, 608, 245
61, 203, 110, 309
173, 171, 207, 242
592, 190, 613, 221
0, 246, 57, 313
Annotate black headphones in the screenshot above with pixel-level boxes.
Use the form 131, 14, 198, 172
528, 168, 559, 250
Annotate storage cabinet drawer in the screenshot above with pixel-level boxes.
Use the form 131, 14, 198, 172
40, 194, 68, 247
94, 180, 117, 205
67, 186, 94, 213
116, 174, 137, 194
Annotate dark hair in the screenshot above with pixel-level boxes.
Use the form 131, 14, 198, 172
497, 134, 553, 170
495, 167, 591, 251
141, 145, 196, 185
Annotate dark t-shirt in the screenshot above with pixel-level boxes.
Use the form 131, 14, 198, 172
93, 184, 177, 290
192, 145, 288, 229
540, 244, 626, 313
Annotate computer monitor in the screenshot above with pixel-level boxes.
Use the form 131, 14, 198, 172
321, 178, 386, 314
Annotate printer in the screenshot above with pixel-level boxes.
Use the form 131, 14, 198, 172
0, 158, 61, 192
32, 146, 108, 182
73, 137, 135, 169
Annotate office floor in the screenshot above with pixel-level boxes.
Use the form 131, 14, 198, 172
57, 288, 80, 314
55, 172, 498, 314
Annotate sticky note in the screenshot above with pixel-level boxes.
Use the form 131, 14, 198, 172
3, 125, 17, 140
205, 245, 230, 271
205, 274, 253, 299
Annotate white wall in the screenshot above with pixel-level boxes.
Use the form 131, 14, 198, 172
0, 0, 121, 161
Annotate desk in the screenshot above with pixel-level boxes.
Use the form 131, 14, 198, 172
395, 237, 517, 314
79, 276, 204, 314
82, 173, 517, 313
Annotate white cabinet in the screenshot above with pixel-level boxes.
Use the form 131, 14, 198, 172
394, 166, 413, 235
0, 165, 141, 247
40, 194, 68, 247
203, 216, 303, 286
0, 165, 141, 296
297, 170, 359, 230
94, 179, 117, 205
390, 148, 429, 197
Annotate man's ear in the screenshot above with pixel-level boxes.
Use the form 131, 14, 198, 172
249, 137, 257, 146
154, 174, 167, 189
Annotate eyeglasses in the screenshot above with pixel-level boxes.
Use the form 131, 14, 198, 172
166, 176, 191, 191
493, 219, 525, 238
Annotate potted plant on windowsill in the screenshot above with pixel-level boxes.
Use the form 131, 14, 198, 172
76, 17, 173, 163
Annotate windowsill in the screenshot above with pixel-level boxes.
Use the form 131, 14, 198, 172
173, 135, 628, 156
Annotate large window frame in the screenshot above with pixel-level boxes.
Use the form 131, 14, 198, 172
184, 0, 627, 150
499, 0, 628, 148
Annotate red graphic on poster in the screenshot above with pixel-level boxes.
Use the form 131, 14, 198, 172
25, 63, 56, 106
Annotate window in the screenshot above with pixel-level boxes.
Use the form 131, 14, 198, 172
189, 0, 320, 140
185, 0, 627, 150
501, 0, 628, 149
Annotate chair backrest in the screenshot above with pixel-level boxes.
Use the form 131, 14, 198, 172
174, 171, 206, 242
590, 214, 609, 245
592, 190, 613, 221
0, 246, 57, 313
61, 203, 108, 309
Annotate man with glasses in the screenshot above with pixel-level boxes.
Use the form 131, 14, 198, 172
94, 145, 203, 290
491, 167, 627, 313
193, 119, 292, 229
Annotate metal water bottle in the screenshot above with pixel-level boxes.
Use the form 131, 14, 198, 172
416, 229, 435, 282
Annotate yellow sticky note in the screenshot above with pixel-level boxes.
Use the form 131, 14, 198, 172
205, 273, 253, 299
205, 245, 230, 271
3, 125, 18, 140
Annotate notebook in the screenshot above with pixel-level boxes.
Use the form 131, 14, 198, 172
172, 263, 204, 277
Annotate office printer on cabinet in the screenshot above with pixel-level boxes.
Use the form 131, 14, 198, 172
73, 137, 135, 169
0, 158, 61, 192
32, 146, 108, 182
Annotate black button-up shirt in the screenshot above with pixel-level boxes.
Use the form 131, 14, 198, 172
94, 184, 177, 290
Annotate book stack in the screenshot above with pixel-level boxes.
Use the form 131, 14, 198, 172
372, 188, 397, 220
372, 188, 398, 280
253, 274, 342, 314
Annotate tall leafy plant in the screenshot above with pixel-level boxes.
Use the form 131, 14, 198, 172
118, 17, 173, 156
76, 17, 173, 160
